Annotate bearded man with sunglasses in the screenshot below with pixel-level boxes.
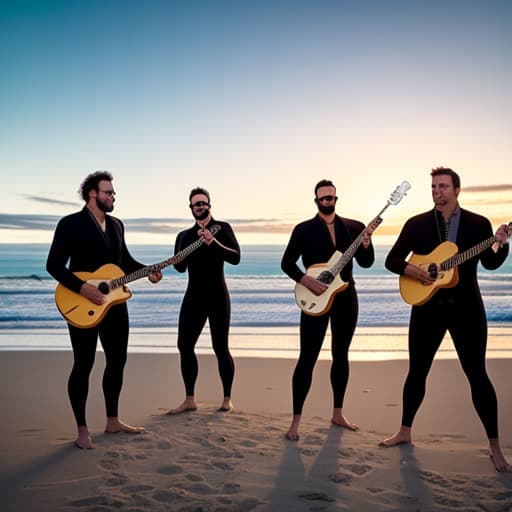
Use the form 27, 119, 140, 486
281, 179, 377, 441
167, 187, 241, 415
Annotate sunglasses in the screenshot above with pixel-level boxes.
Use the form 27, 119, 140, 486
189, 201, 210, 208
316, 195, 337, 203
99, 189, 115, 197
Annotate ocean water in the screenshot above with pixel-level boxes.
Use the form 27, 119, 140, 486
1, 243, 511, 358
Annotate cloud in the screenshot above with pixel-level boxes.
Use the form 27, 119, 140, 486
23, 195, 80, 208
0, 214, 61, 231
463, 184, 512, 193
0, 213, 294, 235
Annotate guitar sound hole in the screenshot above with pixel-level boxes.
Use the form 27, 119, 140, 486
317, 271, 335, 284
98, 282, 110, 294
88, 311, 94, 316
428, 263, 438, 280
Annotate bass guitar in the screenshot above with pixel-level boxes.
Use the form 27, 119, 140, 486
55, 224, 221, 328
400, 221, 511, 306
295, 181, 411, 316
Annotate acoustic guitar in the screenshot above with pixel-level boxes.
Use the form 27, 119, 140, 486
295, 181, 411, 316
54, 224, 221, 328
399, 222, 511, 306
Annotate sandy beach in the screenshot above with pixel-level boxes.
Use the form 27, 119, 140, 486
1, 349, 512, 512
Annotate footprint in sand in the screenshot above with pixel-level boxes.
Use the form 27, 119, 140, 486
104, 472, 129, 487
120, 484, 155, 494
211, 460, 235, 471
329, 472, 353, 484
157, 464, 184, 475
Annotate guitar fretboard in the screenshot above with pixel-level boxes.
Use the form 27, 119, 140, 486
440, 236, 497, 271
109, 225, 221, 290
327, 201, 391, 276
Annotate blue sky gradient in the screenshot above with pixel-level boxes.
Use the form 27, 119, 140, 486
1, 0, 511, 244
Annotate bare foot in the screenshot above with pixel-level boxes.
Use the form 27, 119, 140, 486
285, 415, 301, 441
489, 439, 510, 472
379, 427, 412, 447
105, 418, 145, 434
331, 409, 359, 431
166, 397, 198, 415
75, 426, 95, 449
218, 398, 234, 412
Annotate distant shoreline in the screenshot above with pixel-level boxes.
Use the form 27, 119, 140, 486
2, 325, 512, 361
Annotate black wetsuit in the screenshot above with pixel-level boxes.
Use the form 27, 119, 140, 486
46, 207, 145, 426
386, 208, 509, 438
281, 214, 375, 414
173, 219, 240, 397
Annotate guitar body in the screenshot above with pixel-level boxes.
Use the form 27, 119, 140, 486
399, 241, 459, 306
55, 263, 132, 328
295, 251, 349, 316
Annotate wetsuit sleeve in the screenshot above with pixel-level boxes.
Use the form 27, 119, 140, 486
281, 225, 306, 283
478, 218, 510, 270
213, 222, 240, 265
46, 217, 86, 293
385, 219, 415, 276
173, 231, 188, 273
353, 221, 375, 269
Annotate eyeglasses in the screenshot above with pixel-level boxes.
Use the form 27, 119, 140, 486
316, 195, 337, 203
190, 201, 210, 208
99, 189, 116, 197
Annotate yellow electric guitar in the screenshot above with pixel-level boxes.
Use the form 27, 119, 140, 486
295, 181, 411, 316
55, 225, 221, 328
400, 221, 511, 306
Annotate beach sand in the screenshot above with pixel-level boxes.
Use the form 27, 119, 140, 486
1, 350, 511, 511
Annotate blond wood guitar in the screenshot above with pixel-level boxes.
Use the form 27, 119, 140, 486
400, 221, 511, 306
295, 181, 411, 316
55, 225, 220, 328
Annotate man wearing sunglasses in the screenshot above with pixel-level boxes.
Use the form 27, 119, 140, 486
167, 187, 240, 415
281, 179, 376, 441
46, 171, 162, 449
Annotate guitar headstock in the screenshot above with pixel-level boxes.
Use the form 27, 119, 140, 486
210, 224, 221, 235
388, 181, 411, 205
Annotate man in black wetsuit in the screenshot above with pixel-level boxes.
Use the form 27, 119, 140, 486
46, 171, 162, 449
167, 187, 241, 414
379, 167, 510, 472
281, 179, 378, 441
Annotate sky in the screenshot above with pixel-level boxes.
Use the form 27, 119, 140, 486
1, 0, 511, 246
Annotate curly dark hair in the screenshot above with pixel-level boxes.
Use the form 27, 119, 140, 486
79, 171, 113, 202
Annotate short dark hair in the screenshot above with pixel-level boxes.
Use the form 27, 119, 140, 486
314, 179, 335, 196
79, 171, 113, 202
189, 187, 211, 204
430, 167, 460, 189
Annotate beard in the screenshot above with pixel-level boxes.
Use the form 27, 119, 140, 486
192, 208, 210, 221
96, 198, 114, 213
317, 203, 335, 215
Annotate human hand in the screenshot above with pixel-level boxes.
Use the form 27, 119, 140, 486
198, 227, 215, 245
362, 217, 382, 248
80, 282, 105, 305
148, 270, 162, 283
300, 274, 328, 296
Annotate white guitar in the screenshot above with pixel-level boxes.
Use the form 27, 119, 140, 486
295, 181, 411, 316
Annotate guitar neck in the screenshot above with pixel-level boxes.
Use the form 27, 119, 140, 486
110, 225, 220, 289
329, 202, 390, 275
440, 235, 498, 271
